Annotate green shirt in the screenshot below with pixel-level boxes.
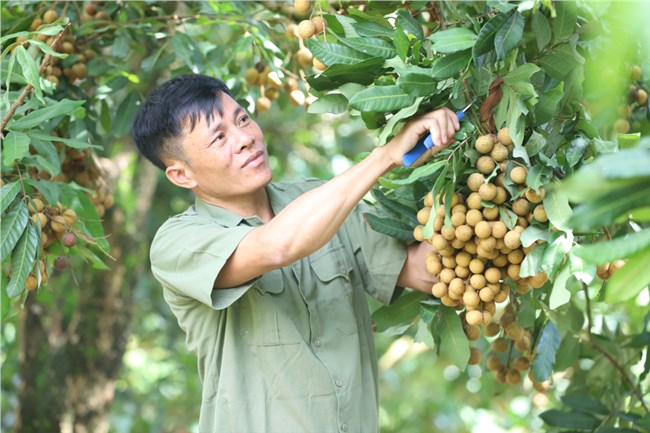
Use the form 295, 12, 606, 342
150, 179, 408, 433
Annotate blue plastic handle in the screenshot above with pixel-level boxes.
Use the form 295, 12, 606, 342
402, 110, 466, 167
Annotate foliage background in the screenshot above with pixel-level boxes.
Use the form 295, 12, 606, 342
1, 1, 649, 433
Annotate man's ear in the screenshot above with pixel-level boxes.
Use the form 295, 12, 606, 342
165, 161, 197, 190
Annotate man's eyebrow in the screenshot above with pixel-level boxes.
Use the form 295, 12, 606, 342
233, 106, 245, 120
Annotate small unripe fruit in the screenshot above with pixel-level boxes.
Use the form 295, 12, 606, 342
43, 9, 58, 24
244, 68, 259, 85
62, 232, 77, 247
313, 57, 327, 71
630, 65, 642, 81
297, 48, 313, 67
484, 322, 501, 337
636, 89, 648, 105
468, 347, 481, 365
293, 0, 311, 14
54, 255, 69, 270
256, 97, 272, 113
614, 119, 630, 134
298, 20, 316, 39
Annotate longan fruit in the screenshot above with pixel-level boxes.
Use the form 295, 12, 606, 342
62, 232, 77, 247
432, 234, 449, 251
506, 369, 521, 385
452, 204, 467, 214
441, 295, 459, 307
484, 322, 501, 337
424, 191, 434, 207
637, 89, 648, 105
515, 332, 532, 352
432, 282, 448, 298
468, 258, 485, 274
464, 240, 478, 255
466, 310, 483, 326
516, 283, 531, 294
455, 266, 470, 279
439, 268, 456, 284
464, 324, 481, 341
43, 9, 58, 24
533, 205, 548, 222
492, 337, 509, 353
442, 255, 457, 269
50, 215, 66, 233
505, 322, 524, 340
313, 57, 327, 71
517, 217, 529, 228
469, 274, 487, 290
433, 215, 444, 231
507, 249, 524, 265
311, 16, 326, 34
477, 156, 496, 175
525, 187, 545, 203
528, 271, 549, 288
596, 263, 610, 279
475, 135, 494, 154
449, 278, 466, 296
487, 354, 503, 371
491, 221, 507, 239
298, 20, 316, 38
497, 128, 513, 146
465, 209, 483, 227
510, 166, 528, 184
468, 347, 481, 365
426, 258, 442, 276
467, 172, 485, 192
513, 356, 530, 372
417, 206, 431, 225
609, 259, 626, 274
451, 239, 466, 250
512, 198, 530, 216
478, 183, 497, 201
493, 255, 509, 268
478, 236, 496, 252
413, 225, 425, 241
25, 274, 39, 291
630, 64, 642, 81
479, 287, 495, 302
490, 143, 509, 162
494, 187, 508, 204
245, 67, 260, 85
484, 310, 494, 326
439, 225, 455, 241
482, 206, 499, 221
256, 96, 272, 112
484, 267, 501, 284
296, 48, 314, 67
474, 221, 492, 239
54, 255, 69, 270
463, 290, 480, 308
293, 0, 311, 14
506, 264, 521, 280
72, 63, 88, 79
450, 212, 465, 227
456, 251, 472, 268
614, 119, 630, 134
455, 225, 473, 242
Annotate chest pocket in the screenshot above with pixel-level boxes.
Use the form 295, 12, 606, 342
309, 242, 358, 335
249, 268, 302, 346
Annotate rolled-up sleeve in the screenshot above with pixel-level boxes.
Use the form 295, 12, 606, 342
151, 216, 257, 310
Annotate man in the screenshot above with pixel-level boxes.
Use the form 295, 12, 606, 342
131, 73, 460, 433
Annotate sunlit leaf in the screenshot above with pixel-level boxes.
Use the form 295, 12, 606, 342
8, 99, 85, 130
2, 131, 30, 166
429, 27, 477, 53
605, 247, 650, 303
570, 182, 650, 230
349, 85, 416, 112
573, 229, 650, 264
306, 39, 372, 65
337, 37, 395, 58
307, 94, 348, 114
431, 51, 472, 79
352, 22, 394, 38
397, 73, 438, 97
371, 290, 428, 334
543, 187, 572, 231
396, 9, 423, 40
472, 12, 511, 60
551, 1, 577, 41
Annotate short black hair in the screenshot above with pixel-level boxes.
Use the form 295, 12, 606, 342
131, 74, 233, 170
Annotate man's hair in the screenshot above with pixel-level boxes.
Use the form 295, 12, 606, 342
131, 74, 233, 170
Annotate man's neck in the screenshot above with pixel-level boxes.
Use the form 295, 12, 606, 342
196, 187, 274, 223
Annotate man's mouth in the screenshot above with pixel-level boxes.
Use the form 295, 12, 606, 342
242, 150, 264, 168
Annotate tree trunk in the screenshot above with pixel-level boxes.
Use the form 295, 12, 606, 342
14, 159, 158, 433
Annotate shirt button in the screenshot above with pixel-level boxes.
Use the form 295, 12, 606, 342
341, 423, 349, 432
335, 379, 343, 387
313, 339, 321, 347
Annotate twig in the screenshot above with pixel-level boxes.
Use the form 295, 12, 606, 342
0, 23, 71, 135
582, 281, 594, 334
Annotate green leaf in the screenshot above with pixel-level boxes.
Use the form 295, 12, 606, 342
364, 213, 415, 241
306, 39, 371, 65
389, 161, 446, 186
541, 233, 570, 280
29, 138, 61, 177
307, 94, 348, 114
539, 410, 600, 430
394, 24, 410, 61
521, 225, 552, 248
437, 306, 470, 370
573, 229, 650, 264
551, 1, 577, 41
618, 133, 641, 149
526, 164, 552, 193
543, 187, 572, 231
561, 395, 609, 416
9, 99, 85, 130
555, 335, 581, 370
15, 46, 41, 99
503, 63, 541, 84
352, 22, 394, 38
28, 130, 97, 149
535, 82, 564, 124
377, 97, 423, 145
594, 148, 650, 179
1, 201, 29, 262
2, 131, 30, 166
337, 37, 396, 58
6, 222, 38, 297
549, 262, 571, 309
520, 244, 544, 278
532, 11, 552, 51
532, 320, 561, 382
570, 182, 650, 230
0, 182, 21, 214
472, 12, 511, 60
605, 246, 650, 303
429, 27, 477, 53
499, 206, 518, 229
370, 188, 418, 225
113, 90, 140, 137
431, 50, 472, 79
349, 85, 416, 112
537, 44, 581, 81
25, 179, 60, 204
396, 9, 424, 40
397, 73, 438, 97
371, 290, 428, 334
75, 189, 109, 252
495, 12, 524, 60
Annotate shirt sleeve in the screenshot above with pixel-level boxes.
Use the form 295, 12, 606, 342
346, 201, 409, 305
150, 215, 257, 310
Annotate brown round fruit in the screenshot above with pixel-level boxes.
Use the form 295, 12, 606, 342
54, 255, 69, 270
467, 172, 485, 192
475, 135, 494, 154
477, 156, 496, 175
497, 128, 513, 146
293, 0, 311, 14
510, 166, 528, 184
256, 96, 272, 112
614, 119, 630, 134
298, 20, 316, 39
43, 9, 58, 24
62, 232, 77, 247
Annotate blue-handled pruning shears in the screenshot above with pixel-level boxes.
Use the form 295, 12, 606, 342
402, 100, 474, 167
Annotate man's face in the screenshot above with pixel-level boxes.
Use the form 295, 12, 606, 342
174, 94, 272, 204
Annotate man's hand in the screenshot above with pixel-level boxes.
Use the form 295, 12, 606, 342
397, 241, 437, 294
385, 108, 460, 167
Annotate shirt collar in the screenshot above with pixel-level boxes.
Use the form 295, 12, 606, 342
194, 182, 292, 227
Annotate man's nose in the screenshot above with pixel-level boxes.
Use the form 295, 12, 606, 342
233, 129, 254, 152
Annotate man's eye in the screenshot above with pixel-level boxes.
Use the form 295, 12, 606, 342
239, 115, 250, 125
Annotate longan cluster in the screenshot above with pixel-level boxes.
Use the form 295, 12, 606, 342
413, 127, 551, 380
615, 64, 648, 134
288, 0, 328, 71
244, 61, 310, 113
595, 259, 626, 280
